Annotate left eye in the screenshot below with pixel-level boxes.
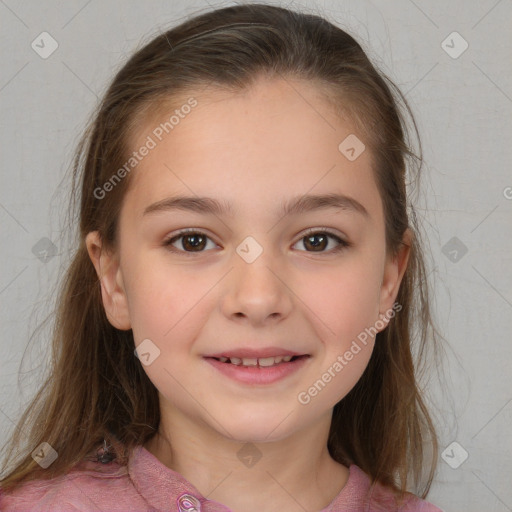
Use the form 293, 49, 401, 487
293, 231, 347, 253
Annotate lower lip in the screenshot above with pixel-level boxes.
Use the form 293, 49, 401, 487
204, 356, 310, 385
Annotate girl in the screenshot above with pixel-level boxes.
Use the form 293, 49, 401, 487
0, 4, 443, 511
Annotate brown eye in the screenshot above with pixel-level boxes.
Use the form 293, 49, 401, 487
293, 230, 348, 253
304, 233, 329, 251
181, 233, 207, 251
164, 231, 217, 253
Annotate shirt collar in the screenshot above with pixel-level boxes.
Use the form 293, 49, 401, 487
128, 444, 230, 511
127, 444, 361, 511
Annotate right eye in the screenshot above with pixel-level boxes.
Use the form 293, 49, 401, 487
163, 229, 219, 254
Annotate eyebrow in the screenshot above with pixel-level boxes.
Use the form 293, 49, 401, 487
142, 193, 369, 218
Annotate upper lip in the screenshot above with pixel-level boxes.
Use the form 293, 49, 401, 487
204, 347, 308, 359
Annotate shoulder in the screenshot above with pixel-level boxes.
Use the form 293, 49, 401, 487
327, 464, 444, 512
0, 458, 148, 512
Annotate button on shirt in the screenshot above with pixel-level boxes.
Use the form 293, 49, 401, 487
0, 445, 443, 511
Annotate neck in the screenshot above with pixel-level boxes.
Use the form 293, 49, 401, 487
144, 406, 349, 512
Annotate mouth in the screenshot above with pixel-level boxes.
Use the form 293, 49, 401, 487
203, 353, 311, 385
205, 354, 309, 368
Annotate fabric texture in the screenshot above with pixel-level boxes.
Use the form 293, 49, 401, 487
0, 445, 443, 511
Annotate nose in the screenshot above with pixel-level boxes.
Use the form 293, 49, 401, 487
220, 243, 293, 327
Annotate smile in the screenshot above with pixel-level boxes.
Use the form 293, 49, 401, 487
213, 355, 297, 367
204, 355, 310, 385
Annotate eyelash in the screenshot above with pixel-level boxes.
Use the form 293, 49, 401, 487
162, 227, 350, 256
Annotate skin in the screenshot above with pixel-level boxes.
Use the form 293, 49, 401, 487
86, 76, 410, 512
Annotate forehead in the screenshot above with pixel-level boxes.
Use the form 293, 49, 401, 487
121, 76, 381, 221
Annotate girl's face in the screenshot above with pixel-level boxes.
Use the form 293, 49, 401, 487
87, 76, 408, 442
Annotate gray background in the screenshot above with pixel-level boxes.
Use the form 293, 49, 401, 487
1, 1, 511, 510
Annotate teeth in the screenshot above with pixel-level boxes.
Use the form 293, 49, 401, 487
258, 357, 278, 367
217, 355, 297, 367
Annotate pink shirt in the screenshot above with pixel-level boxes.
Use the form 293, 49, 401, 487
1, 445, 443, 511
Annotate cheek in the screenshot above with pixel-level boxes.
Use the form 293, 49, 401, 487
293, 263, 380, 411
123, 255, 214, 345
124, 258, 216, 401
296, 255, 383, 345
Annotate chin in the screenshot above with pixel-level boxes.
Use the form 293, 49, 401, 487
211, 408, 302, 444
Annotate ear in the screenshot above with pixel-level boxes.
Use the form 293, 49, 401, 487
85, 231, 131, 330
377, 228, 412, 328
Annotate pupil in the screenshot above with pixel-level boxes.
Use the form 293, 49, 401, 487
306, 234, 326, 251
184, 234, 205, 251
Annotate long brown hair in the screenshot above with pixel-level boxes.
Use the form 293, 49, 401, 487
0, 3, 442, 500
